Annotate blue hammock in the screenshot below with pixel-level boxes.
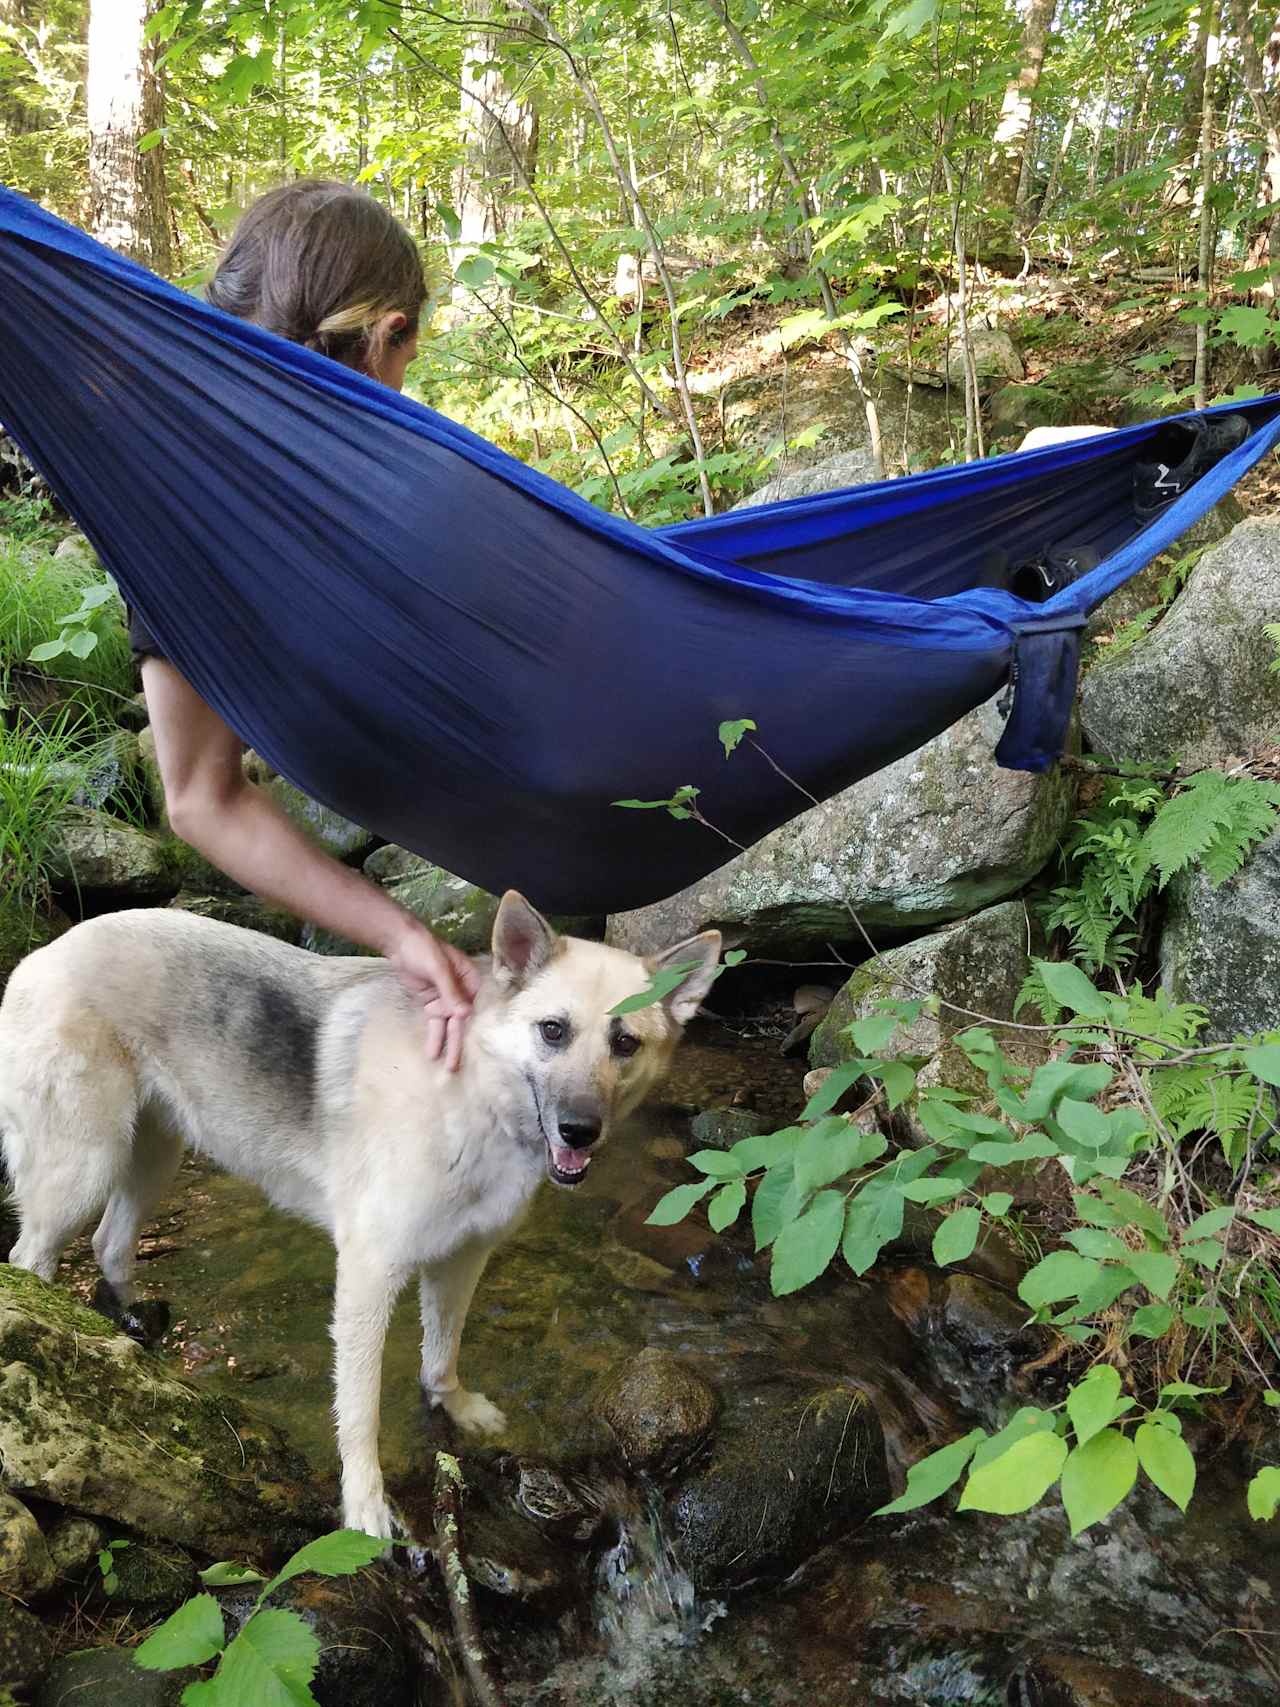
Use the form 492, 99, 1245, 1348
2, 183, 1279, 915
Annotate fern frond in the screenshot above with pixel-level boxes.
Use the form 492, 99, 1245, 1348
1144, 772, 1238, 887
1197, 780, 1280, 885
1015, 965, 1065, 1024
1121, 988, 1210, 1055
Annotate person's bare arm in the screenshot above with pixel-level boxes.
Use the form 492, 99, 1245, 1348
141, 658, 477, 1068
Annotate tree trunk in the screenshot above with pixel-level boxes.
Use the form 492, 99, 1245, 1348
1225, 0, 1280, 286
989, 0, 1060, 218
452, 0, 540, 276
86, 0, 170, 271
1193, 3, 1219, 409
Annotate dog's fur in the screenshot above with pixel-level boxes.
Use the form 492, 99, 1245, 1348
0, 894, 720, 1537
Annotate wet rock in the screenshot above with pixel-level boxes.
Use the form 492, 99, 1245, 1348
608, 697, 1074, 957
217, 1571, 418, 1707
1159, 826, 1280, 1039
728, 448, 878, 509
688, 1106, 767, 1151
667, 1377, 889, 1591
1081, 516, 1280, 770
48, 807, 175, 899
0, 1491, 55, 1598
808, 900, 1036, 1087
0, 1596, 52, 1694
0, 1267, 329, 1560
596, 1349, 719, 1474
104, 1541, 196, 1616
36, 1647, 193, 1706
169, 890, 302, 943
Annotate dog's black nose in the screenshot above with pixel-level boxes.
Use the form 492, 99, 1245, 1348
557, 1118, 601, 1146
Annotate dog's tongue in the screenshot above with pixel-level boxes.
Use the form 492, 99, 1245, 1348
550, 1142, 592, 1175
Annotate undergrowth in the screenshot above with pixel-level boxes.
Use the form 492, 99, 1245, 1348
0, 530, 133, 727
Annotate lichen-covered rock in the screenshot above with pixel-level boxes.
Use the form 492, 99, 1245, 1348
946, 328, 1024, 387
608, 699, 1073, 957
667, 1376, 888, 1591
103, 1541, 196, 1616
0, 1268, 329, 1560
1081, 516, 1280, 770
808, 901, 1035, 1085
729, 449, 878, 510
596, 1349, 719, 1474
0, 1491, 55, 1598
265, 776, 375, 862
1159, 827, 1280, 1040
169, 891, 302, 943
36, 1647, 191, 1707
0, 1597, 52, 1693
48, 807, 175, 898
362, 847, 600, 952
43, 1515, 105, 1583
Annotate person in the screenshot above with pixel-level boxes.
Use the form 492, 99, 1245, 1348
133, 180, 478, 1067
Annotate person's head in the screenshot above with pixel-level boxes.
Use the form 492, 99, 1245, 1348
206, 180, 426, 391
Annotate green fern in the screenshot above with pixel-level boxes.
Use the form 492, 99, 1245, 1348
1014, 963, 1066, 1024
1145, 772, 1280, 889
1265, 621, 1280, 677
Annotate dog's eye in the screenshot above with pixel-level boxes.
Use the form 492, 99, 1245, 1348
613, 1032, 641, 1059
539, 1020, 567, 1046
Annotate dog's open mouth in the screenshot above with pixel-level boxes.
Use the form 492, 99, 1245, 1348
546, 1142, 593, 1187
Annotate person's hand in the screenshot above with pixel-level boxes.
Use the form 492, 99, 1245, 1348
387, 923, 481, 1072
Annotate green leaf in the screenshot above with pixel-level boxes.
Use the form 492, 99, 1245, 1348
1060, 1429, 1138, 1536
134, 1594, 226, 1671
958, 1430, 1068, 1515
728, 1130, 800, 1172
708, 1180, 746, 1232
687, 1150, 748, 1177
257, 1532, 391, 1606
869, 1058, 918, 1108
848, 1013, 900, 1055
882, 0, 937, 39
900, 1176, 967, 1205
1247, 1208, 1280, 1234
66, 628, 99, 658
968, 1133, 1060, 1164
800, 1060, 866, 1120
1064, 1227, 1130, 1262
752, 1164, 796, 1251
27, 637, 68, 662
1018, 1251, 1102, 1310
982, 1193, 1014, 1217
1095, 1181, 1170, 1244
1124, 1249, 1179, 1301
1033, 960, 1112, 1017
435, 203, 462, 242
970, 1408, 1054, 1472
841, 1186, 904, 1275
1183, 1206, 1235, 1240
1181, 1240, 1224, 1270
199, 1561, 267, 1587
932, 1206, 980, 1266
771, 1189, 846, 1295
213, 1609, 320, 1706
723, 949, 748, 967
1160, 1381, 1226, 1403
1130, 1304, 1175, 1339
646, 1180, 714, 1227
610, 963, 702, 1015
456, 254, 496, 290
1055, 1098, 1113, 1150
718, 718, 757, 757
1018, 1061, 1115, 1121
1066, 1365, 1124, 1447
1248, 1467, 1280, 1521
1135, 1420, 1195, 1511
874, 1429, 986, 1516
1215, 304, 1277, 348
794, 1120, 885, 1193
1244, 1045, 1280, 1087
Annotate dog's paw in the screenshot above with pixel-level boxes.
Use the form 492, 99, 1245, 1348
342, 1491, 396, 1542
436, 1387, 508, 1436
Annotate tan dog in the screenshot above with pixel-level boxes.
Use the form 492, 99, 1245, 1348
0, 895, 720, 1537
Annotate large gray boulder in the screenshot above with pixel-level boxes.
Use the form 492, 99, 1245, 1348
1159, 827, 1280, 1040
608, 698, 1074, 957
1081, 517, 1280, 770
361, 846, 600, 953
48, 808, 175, 898
730, 448, 878, 509
808, 900, 1035, 1087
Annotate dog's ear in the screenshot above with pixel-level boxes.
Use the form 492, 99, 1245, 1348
650, 930, 722, 1026
492, 891, 557, 986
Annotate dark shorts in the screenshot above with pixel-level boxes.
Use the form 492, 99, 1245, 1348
128, 607, 166, 663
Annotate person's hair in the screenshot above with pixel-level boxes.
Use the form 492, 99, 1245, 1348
206, 180, 426, 378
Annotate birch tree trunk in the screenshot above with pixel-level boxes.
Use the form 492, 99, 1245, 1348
86, 0, 171, 271
1225, 0, 1280, 286
1193, 4, 1219, 409
989, 0, 1060, 219
452, 0, 540, 283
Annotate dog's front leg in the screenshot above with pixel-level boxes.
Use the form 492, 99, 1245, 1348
419, 1244, 507, 1436
332, 1249, 408, 1540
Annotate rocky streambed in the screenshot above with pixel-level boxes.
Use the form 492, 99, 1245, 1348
0, 1020, 1276, 1707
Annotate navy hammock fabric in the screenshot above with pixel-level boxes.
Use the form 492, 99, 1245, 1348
2, 183, 1280, 915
